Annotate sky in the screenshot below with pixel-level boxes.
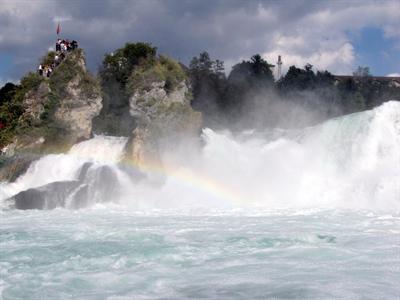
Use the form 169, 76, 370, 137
0, 0, 399, 86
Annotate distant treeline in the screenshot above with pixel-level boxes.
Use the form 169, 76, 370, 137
189, 52, 400, 128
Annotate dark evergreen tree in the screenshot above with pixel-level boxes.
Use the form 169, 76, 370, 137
0, 82, 17, 106
189, 51, 227, 125
278, 64, 317, 91
222, 54, 274, 111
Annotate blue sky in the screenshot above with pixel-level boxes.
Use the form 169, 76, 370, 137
0, 54, 14, 83
0, 0, 399, 86
352, 27, 400, 76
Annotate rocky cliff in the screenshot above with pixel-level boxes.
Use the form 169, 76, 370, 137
0, 49, 102, 181
0, 44, 202, 182
124, 55, 202, 168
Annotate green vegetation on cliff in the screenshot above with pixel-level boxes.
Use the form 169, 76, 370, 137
127, 55, 186, 94
0, 49, 101, 150
48, 49, 99, 99
93, 42, 157, 135
94, 42, 189, 136
101, 42, 157, 89
0, 72, 44, 147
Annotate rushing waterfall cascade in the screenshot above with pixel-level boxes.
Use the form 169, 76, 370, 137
0, 135, 130, 209
1, 102, 400, 300
0, 101, 399, 211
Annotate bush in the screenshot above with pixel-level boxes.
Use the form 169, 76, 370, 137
127, 55, 186, 94
0, 73, 44, 147
0, 82, 17, 106
49, 54, 81, 98
100, 42, 157, 88
40, 51, 56, 67
159, 55, 186, 92
20, 72, 44, 92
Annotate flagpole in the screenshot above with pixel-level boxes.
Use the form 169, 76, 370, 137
56, 22, 60, 38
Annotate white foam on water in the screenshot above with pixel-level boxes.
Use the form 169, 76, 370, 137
146, 100, 400, 211
1, 102, 400, 298
69, 135, 127, 163
0, 208, 399, 299
0, 101, 399, 211
0, 135, 128, 204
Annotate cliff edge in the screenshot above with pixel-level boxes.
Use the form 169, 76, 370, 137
0, 49, 102, 181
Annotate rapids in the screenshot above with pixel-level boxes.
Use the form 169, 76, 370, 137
1, 208, 399, 299
0, 101, 399, 299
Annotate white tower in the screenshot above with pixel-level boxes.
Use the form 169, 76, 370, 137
277, 55, 282, 80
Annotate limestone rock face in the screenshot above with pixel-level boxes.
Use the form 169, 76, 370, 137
129, 80, 188, 118
125, 78, 202, 167
0, 154, 35, 182
0, 138, 45, 182
54, 75, 102, 141
22, 82, 50, 122
26, 49, 102, 147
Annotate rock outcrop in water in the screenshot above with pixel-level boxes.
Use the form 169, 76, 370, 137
93, 44, 202, 168
1, 43, 202, 190
8, 162, 122, 210
126, 58, 202, 167
31, 49, 102, 146
0, 49, 102, 181
10, 180, 82, 210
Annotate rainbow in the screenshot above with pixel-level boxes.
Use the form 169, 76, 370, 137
123, 157, 246, 206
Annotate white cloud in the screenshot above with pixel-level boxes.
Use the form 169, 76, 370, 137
0, 0, 399, 80
264, 42, 355, 75
387, 73, 400, 77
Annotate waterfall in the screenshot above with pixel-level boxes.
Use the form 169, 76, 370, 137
1, 101, 399, 211
0, 135, 131, 209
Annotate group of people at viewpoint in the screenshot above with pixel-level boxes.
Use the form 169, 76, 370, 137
38, 38, 79, 78
56, 39, 78, 52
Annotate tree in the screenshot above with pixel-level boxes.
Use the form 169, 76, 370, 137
353, 66, 371, 78
214, 59, 225, 77
100, 42, 157, 88
189, 51, 227, 122
95, 42, 157, 135
304, 63, 313, 72
278, 64, 316, 91
0, 73, 44, 146
229, 54, 274, 85
315, 70, 334, 85
219, 54, 274, 119
0, 82, 17, 106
